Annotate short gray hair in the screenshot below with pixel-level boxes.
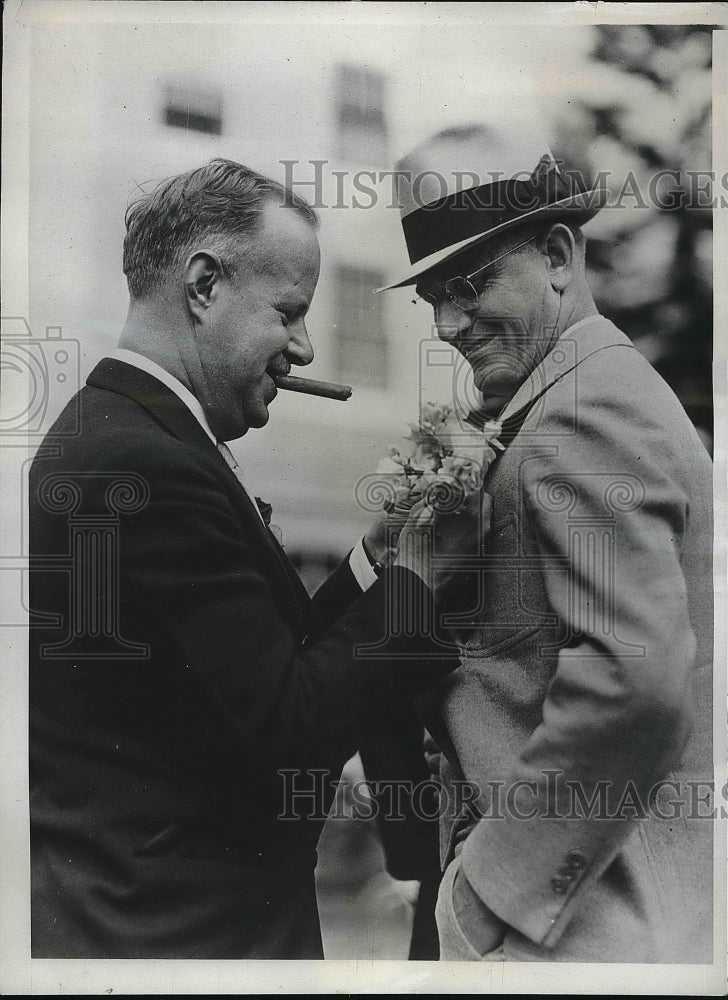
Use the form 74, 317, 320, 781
123, 158, 319, 299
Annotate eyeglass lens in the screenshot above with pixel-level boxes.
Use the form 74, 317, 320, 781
445, 277, 478, 311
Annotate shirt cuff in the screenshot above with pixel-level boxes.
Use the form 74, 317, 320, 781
349, 537, 379, 592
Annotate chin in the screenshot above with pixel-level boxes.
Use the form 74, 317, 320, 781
246, 407, 270, 430
222, 411, 263, 441
474, 374, 514, 397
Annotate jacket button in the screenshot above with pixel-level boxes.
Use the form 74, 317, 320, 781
550, 876, 568, 894
565, 849, 586, 869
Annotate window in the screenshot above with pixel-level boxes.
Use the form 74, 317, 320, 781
334, 266, 388, 391
335, 64, 388, 165
163, 83, 223, 136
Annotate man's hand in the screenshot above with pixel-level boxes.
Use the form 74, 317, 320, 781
393, 487, 492, 592
362, 485, 422, 567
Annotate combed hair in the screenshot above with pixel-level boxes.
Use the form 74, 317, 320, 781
123, 158, 319, 299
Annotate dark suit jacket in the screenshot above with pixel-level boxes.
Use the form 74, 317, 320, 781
427, 317, 714, 962
28, 358, 458, 959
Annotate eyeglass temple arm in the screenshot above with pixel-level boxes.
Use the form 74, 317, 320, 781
465, 235, 537, 282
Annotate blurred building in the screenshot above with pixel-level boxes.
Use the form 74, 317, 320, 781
25, 23, 714, 592
26, 24, 468, 591
16, 15, 715, 961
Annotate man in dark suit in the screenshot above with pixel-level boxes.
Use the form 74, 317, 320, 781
28, 158, 470, 958
376, 124, 714, 962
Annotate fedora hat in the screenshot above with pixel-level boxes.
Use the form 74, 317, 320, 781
376, 122, 606, 292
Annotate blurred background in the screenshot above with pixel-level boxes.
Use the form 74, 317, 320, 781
13, 10, 716, 960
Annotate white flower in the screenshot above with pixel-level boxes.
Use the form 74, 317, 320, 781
439, 455, 482, 497
481, 419, 505, 450
374, 405, 504, 513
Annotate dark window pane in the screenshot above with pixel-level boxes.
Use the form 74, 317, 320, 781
335, 64, 388, 165
163, 84, 223, 136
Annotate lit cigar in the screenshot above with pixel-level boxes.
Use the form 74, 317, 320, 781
274, 375, 352, 401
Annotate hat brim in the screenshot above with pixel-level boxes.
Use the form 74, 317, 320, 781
374, 186, 608, 293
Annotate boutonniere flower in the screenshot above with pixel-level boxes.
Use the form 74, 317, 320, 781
255, 497, 284, 547
254, 496, 273, 527
375, 402, 504, 511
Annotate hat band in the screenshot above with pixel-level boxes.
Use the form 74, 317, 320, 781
402, 174, 574, 265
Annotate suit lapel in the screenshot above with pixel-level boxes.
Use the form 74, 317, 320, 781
210, 444, 312, 634
219, 462, 312, 632
86, 358, 312, 639
87, 357, 215, 451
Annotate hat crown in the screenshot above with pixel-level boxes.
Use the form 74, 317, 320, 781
376, 119, 605, 291
395, 122, 559, 218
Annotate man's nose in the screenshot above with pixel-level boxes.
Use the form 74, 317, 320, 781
433, 299, 470, 344
287, 319, 314, 366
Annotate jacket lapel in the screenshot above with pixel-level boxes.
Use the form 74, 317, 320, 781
86, 358, 312, 639
208, 444, 312, 637
87, 357, 215, 451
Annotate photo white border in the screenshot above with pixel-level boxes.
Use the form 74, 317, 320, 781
1, 2, 726, 994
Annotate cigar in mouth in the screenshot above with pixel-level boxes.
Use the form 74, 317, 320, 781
274, 375, 352, 401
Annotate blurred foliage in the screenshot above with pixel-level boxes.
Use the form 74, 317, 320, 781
552, 24, 715, 447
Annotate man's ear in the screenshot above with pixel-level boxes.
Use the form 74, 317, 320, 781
543, 223, 576, 293
184, 250, 224, 321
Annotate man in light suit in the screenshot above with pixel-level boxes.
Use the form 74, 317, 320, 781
28, 158, 472, 958
376, 125, 714, 962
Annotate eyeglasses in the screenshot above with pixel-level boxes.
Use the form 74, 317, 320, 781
415, 236, 536, 313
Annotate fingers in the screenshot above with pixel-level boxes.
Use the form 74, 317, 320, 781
390, 490, 492, 552
396, 499, 434, 535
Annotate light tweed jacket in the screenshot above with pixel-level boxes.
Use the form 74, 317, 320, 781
423, 316, 714, 962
